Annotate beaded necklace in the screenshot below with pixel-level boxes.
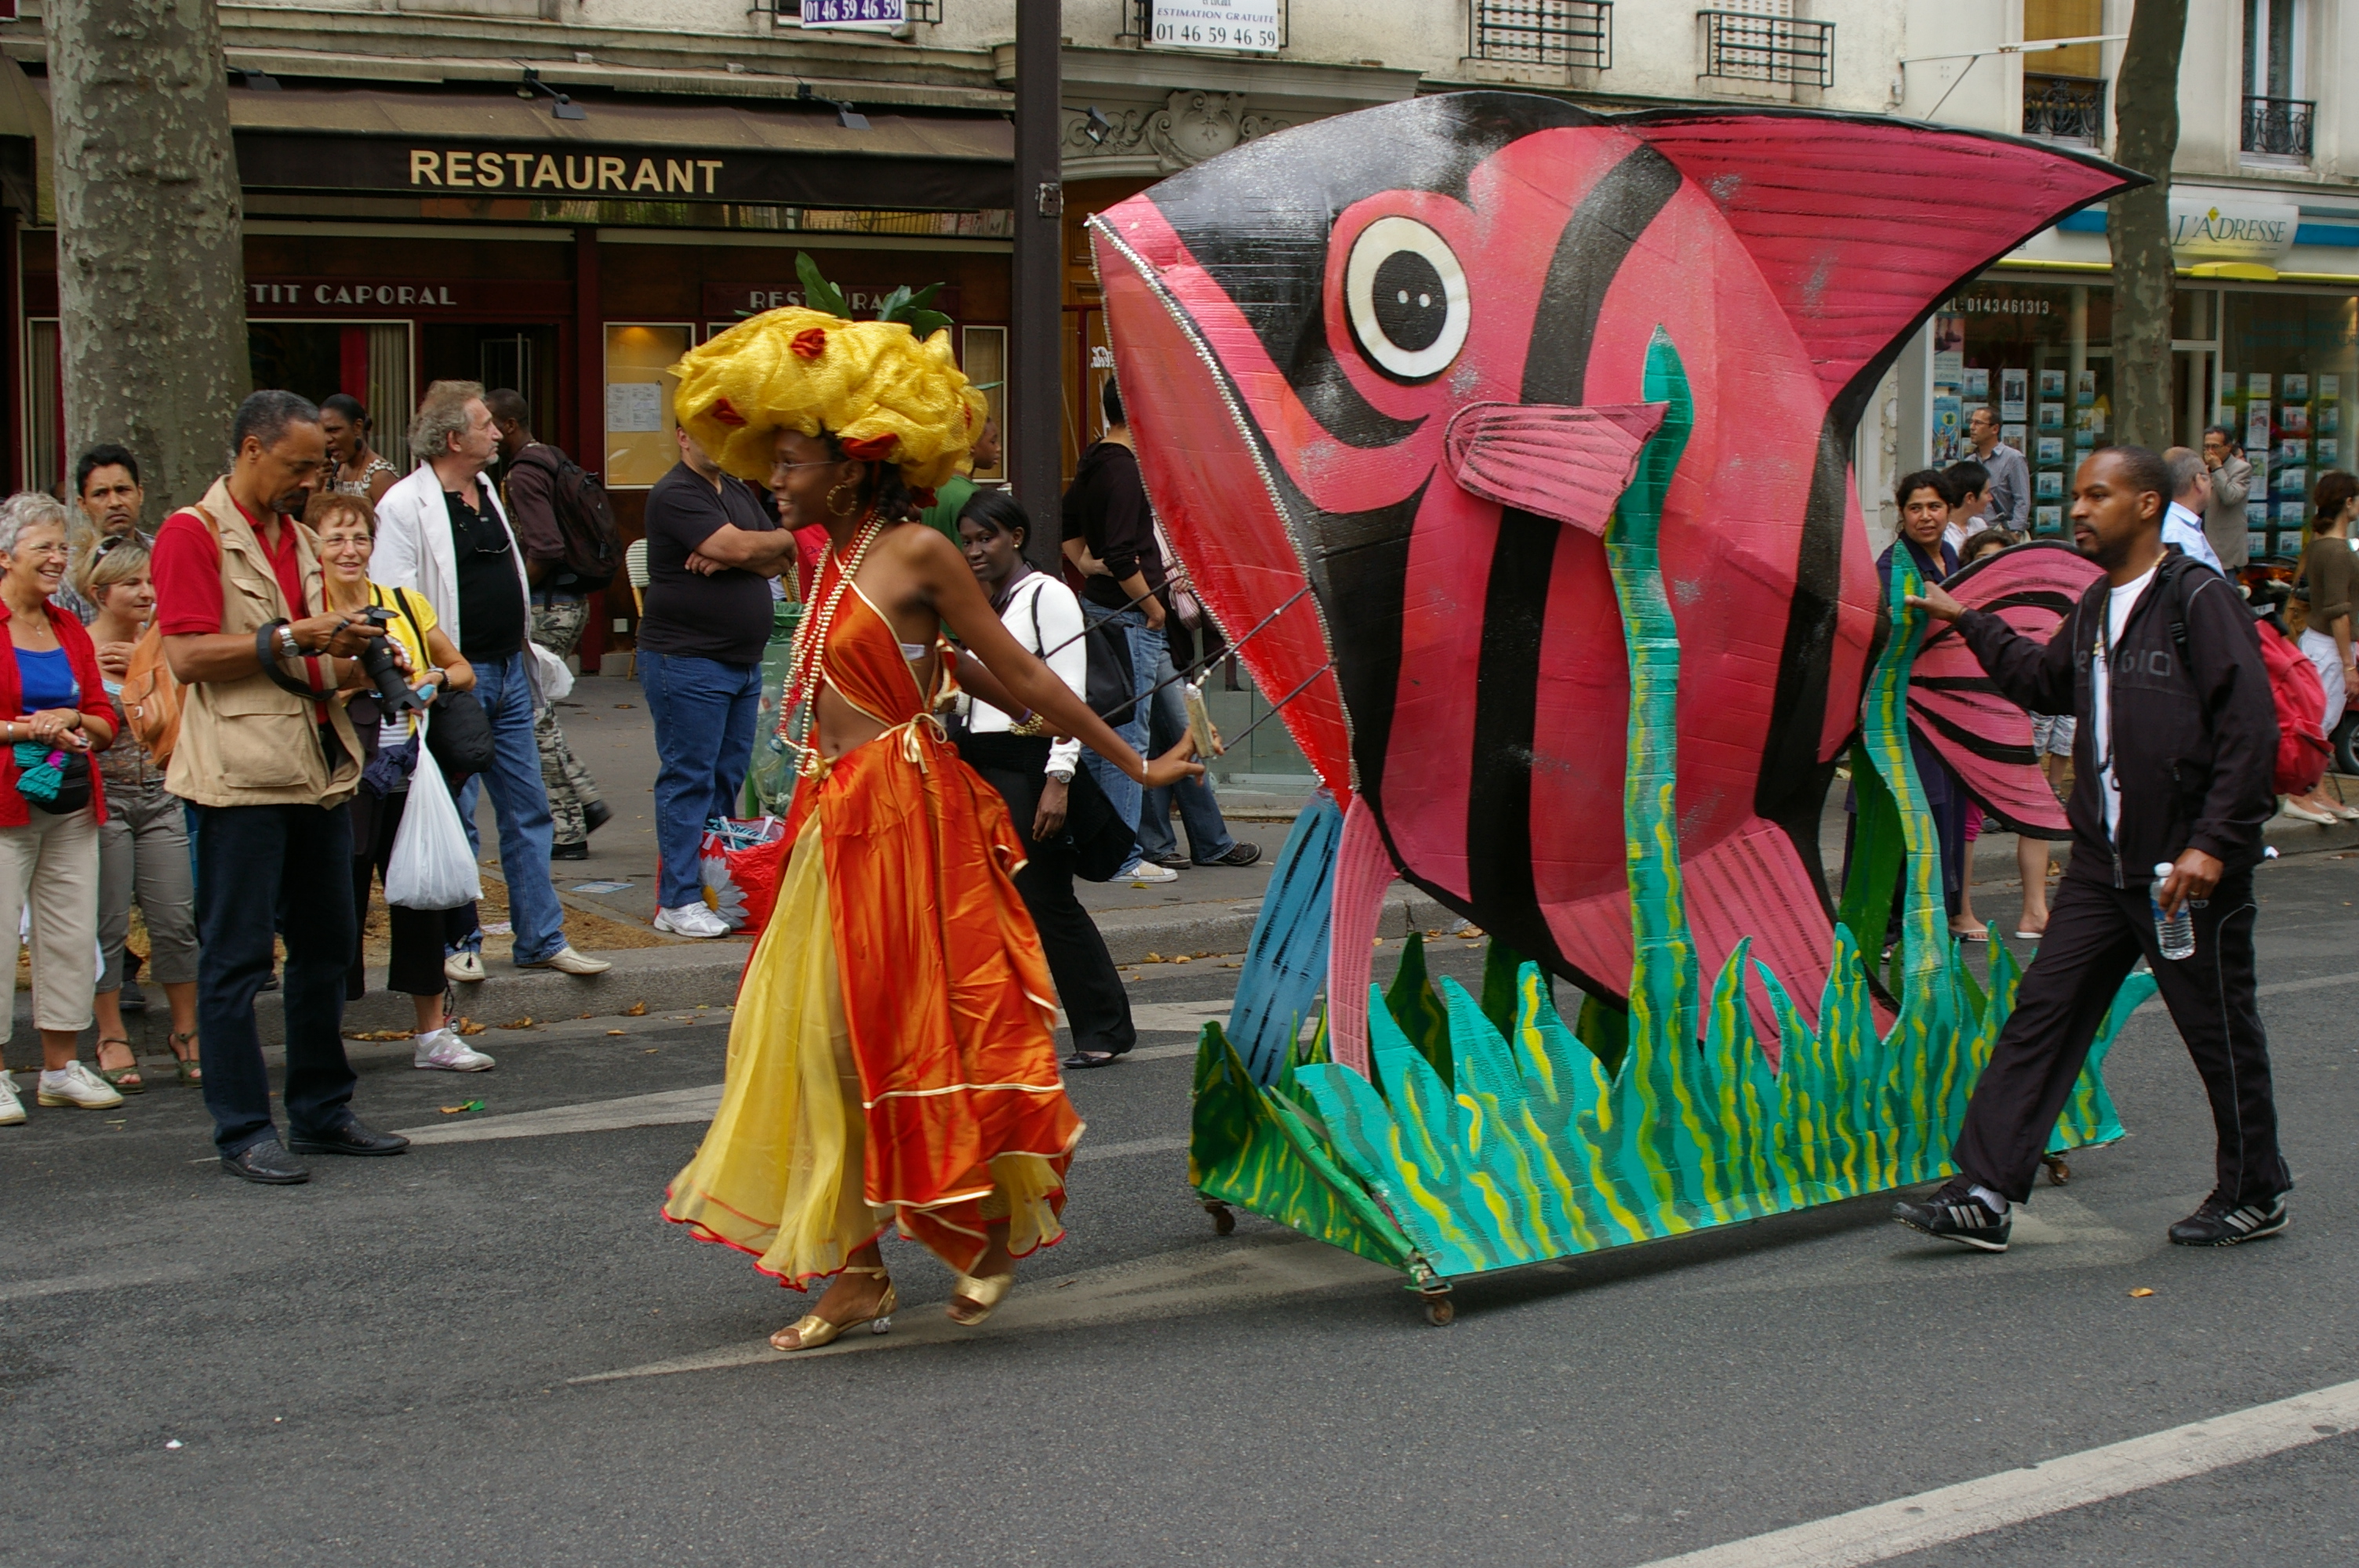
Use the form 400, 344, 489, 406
780, 508, 884, 777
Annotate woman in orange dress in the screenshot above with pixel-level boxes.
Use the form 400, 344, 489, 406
661, 305, 1200, 1348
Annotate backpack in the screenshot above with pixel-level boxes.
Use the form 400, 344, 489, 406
2159, 555, 2330, 797
513, 445, 621, 592
120, 505, 220, 766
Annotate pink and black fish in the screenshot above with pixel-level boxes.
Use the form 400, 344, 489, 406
1089, 95, 2131, 1044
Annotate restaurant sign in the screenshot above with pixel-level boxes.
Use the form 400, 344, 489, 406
245, 277, 572, 317
232, 133, 1008, 212
700, 282, 964, 321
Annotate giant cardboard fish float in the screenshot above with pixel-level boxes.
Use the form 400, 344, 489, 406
1089, 94, 2152, 1320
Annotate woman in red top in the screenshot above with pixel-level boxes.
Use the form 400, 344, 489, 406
0, 493, 118, 1127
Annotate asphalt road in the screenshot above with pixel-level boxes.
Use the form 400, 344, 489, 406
4, 854, 2355, 1566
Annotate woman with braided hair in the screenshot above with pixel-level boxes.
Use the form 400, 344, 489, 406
662, 301, 1201, 1349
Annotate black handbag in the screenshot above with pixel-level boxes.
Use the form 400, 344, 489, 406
1084, 614, 1136, 721
423, 691, 495, 779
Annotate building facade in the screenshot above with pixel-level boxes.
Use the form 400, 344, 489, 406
0, 0, 2346, 622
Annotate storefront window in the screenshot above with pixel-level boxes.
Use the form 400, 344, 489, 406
604, 323, 692, 488
961, 324, 1007, 482
1934, 280, 2113, 537
2218, 291, 2357, 560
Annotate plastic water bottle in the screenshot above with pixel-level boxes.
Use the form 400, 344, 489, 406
2152, 862, 2196, 961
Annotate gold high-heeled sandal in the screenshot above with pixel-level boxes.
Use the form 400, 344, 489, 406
947, 1271, 1014, 1327
770, 1265, 896, 1352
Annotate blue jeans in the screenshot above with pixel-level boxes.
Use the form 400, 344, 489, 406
1081, 604, 1162, 872
640, 648, 763, 909
1135, 641, 1236, 863
467, 652, 568, 964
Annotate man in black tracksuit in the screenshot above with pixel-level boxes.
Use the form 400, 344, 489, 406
1895, 445, 2289, 1252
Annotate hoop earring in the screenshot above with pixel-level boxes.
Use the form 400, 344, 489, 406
827, 477, 861, 518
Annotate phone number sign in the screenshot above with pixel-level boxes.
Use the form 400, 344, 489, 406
1150, 0, 1282, 52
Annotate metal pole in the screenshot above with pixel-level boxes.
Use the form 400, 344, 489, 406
1012, 0, 1063, 571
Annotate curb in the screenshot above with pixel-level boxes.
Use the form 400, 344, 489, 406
194, 818, 2359, 1047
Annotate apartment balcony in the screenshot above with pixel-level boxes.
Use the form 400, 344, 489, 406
1470, 0, 1611, 71
2023, 74, 2105, 145
2241, 94, 2314, 161
1699, 9, 1832, 90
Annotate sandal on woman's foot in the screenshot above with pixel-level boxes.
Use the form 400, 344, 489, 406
770, 1265, 896, 1352
948, 1271, 1014, 1327
1950, 922, 1990, 943
95, 1038, 144, 1094
169, 1030, 202, 1087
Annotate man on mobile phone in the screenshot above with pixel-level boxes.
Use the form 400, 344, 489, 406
1895, 445, 2285, 1252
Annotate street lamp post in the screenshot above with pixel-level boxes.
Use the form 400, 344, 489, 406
1012, 0, 1063, 569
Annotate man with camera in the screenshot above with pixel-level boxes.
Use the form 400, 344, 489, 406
150, 390, 413, 1184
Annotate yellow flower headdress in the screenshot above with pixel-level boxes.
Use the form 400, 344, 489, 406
667, 255, 988, 495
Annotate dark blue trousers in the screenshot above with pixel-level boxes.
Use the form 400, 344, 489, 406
189, 800, 359, 1156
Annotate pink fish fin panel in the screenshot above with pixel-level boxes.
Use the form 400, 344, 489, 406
1089, 215, 1357, 801
1619, 111, 2141, 421
1441, 402, 1666, 537
1909, 539, 2102, 838
1324, 794, 1394, 1076
1678, 816, 1839, 1059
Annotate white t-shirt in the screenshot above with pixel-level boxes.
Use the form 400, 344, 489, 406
2092, 561, 2159, 837
967, 571, 1085, 777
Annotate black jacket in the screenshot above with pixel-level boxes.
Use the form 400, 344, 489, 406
1957, 553, 2277, 886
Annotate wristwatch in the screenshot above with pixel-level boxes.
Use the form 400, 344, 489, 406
1045, 762, 1075, 783
275, 623, 303, 660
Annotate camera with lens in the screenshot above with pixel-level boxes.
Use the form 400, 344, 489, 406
355, 605, 426, 714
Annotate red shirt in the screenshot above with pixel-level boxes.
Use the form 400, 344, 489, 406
152, 495, 314, 635
0, 600, 111, 827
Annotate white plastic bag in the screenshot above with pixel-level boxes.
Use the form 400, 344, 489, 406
385, 714, 482, 910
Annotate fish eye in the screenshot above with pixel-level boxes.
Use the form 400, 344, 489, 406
1343, 216, 1470, 383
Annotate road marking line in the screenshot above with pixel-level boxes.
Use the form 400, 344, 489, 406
1636, 1377, 2359, 1568
569, 1235, 1395, 1383
392, 1084, 723, 1144
0, 1261, 202, 1303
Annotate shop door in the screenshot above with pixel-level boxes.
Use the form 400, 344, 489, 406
420, 324, 561, 448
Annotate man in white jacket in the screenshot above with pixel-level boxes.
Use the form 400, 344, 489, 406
371, 380, 609, 978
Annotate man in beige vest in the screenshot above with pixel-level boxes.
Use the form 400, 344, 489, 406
151, 390, 411, 1184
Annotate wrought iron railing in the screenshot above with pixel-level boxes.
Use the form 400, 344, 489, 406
1470, 0, 1611, 70
2242, 94, 2315, 159
2022, 74, 2106, 143
1699, 10, 1834, 89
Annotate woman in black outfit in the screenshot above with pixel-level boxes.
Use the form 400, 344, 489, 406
952, 491, 1138, 1068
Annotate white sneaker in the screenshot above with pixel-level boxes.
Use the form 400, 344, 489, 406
520, 943, 614, 975
445, 950, 486, 983
653, 902, 733, 938
1122, 862, 1180, 884
0, 1070, 24, 1126
37, 1060, 125, 1109
413, 1029, 496, 1073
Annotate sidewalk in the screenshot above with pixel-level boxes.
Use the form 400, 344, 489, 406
336, 673, 2357, 1041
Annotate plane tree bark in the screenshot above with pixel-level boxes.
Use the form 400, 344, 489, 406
49, 0, 248, 521
2107, 0, 2189, 452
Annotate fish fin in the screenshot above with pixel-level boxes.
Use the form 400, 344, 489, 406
1089, 212, 1358, 800
1323, 796, 1395, 1077
1620, 110, 2140, 423
1441, 401, 1666, 536
1910, 539, 2101, 837
1678, 817, 1837, 1046
1227, 793, 1344, 1085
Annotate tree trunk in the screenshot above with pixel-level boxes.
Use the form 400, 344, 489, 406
2106, 0, 2188, 452
49, 0, 248, 521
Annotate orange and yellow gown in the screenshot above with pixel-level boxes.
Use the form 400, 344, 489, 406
663, 568, 1084, 1283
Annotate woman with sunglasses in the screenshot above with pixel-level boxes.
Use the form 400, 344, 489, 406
307, 491, 493, 1073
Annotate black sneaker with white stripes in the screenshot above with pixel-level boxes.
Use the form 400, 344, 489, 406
2168, 1192, 2288, 1247
1892, 1178, 2012, 1252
